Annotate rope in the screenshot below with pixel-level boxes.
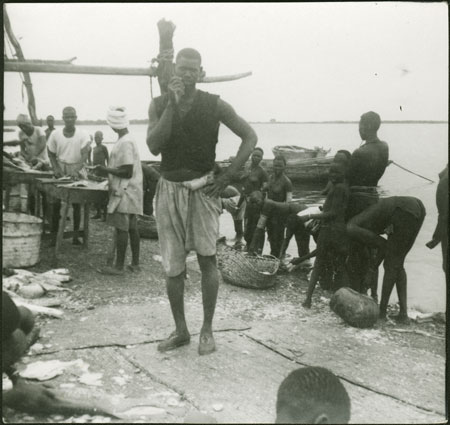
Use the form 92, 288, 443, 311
155, 48, 174, 63
389, 160, 435, 183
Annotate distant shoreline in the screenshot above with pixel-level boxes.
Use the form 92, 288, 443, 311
3, 119, 448, 126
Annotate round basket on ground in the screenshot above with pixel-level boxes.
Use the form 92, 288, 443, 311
2, 212, 43, 268
216, 240, 280, 289
137, 214, 158, 239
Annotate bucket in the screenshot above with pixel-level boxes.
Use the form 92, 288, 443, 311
2, 212, 43, 268
8, 183, 28, 212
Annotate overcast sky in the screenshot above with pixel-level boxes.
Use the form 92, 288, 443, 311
3, 2, 448, 122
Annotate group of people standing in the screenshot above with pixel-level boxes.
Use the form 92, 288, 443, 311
3, 45, 447, 423
8, 46, 447, 353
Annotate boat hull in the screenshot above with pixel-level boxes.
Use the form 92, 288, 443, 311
142, 156, 333, 183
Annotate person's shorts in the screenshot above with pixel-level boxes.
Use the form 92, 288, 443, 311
106, 212, 137, 231
155, 177, 222, 277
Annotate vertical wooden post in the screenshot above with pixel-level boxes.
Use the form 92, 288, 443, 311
3, 5, 39, 125
156, 19, 176, 95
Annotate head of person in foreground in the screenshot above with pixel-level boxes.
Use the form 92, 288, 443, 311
276, 366, 351, 424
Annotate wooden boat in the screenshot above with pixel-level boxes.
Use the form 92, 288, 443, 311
272, 145, 330, 163
143, 155, 334, 184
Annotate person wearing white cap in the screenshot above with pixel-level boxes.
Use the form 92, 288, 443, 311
94, 106, 143, 275
15, 113, 50, 170
47, 106, 92, 245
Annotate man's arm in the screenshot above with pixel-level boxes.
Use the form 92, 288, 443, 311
33, 130, 47, 157
285, 178, 293, 202
47, 150, 63, 178
146, 100, 175, 156
103, 146, 109, 164
303, 186, 347, 222
204, 99, 257, 197
146, 76, 185, 156
97, 164, 133, 179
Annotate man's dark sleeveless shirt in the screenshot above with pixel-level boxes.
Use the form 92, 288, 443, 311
154, 90, 220, 175
348, 140, 389, 187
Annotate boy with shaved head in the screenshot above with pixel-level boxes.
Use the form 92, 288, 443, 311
276, 367, 351, 424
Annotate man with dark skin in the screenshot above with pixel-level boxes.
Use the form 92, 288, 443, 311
266, 155, 293, 257
147, 48, 257, 355
47, 107, 91, 245
276, 367, 351, 424
347, 196, 426, 323
302, 163, 350, 308
426, 164, 448, 283
243, 147, 269, 248
2, 292, 116, 418
96, 107, 143, 275
346, 111, 389, 297
45, 115, 56, 141
91, 130, 109, 220
247, 191, 307, 256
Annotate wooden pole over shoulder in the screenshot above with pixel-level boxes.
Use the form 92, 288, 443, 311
4, 60, 252, 83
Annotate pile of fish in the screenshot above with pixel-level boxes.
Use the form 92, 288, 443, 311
3, 268, 72, 318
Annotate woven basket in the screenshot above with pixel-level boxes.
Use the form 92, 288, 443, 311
216, 241, 280, 289
137, 214, 158, 239
2, 212, 43, 268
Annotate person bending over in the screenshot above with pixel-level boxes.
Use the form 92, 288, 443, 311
276, 366, 351, 424
347, 196, 426, 323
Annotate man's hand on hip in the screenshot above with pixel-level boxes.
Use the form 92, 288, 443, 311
203, 174, 231, 198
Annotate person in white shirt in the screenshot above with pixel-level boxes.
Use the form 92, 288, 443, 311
95, 106, 143, 275
47, 106, 91, 245
16, 114, 50, 170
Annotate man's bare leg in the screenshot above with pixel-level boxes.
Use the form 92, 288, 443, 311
378, 267, 397, 320
197, 254, 219, 355
157, 272, 190, 352
394, 268, 410, 324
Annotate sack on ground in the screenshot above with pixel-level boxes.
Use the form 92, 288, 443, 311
330, 287, 379, 328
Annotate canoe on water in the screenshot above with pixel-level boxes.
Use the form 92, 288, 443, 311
143, 155, 334, 184
143, 145, 333, 183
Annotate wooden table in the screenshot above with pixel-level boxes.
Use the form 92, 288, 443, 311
35, 178, 108, 261
2, 169, 54, 213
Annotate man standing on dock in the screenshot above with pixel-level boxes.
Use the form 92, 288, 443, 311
346, 111, 389, 296
45, 115, 56, 141
96, 107, 143, 275
47, 106, 92, 245
147, 48, 257, 355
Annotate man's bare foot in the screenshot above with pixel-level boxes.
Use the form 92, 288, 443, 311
98, 266, 124, 276
127, 264, 141, 273
157, 331, 190, 352
392, 314, 410, 325
198, 331, 216, 356
302, 300, 312, 309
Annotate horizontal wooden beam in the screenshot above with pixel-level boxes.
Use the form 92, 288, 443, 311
4, 60, 252, 83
